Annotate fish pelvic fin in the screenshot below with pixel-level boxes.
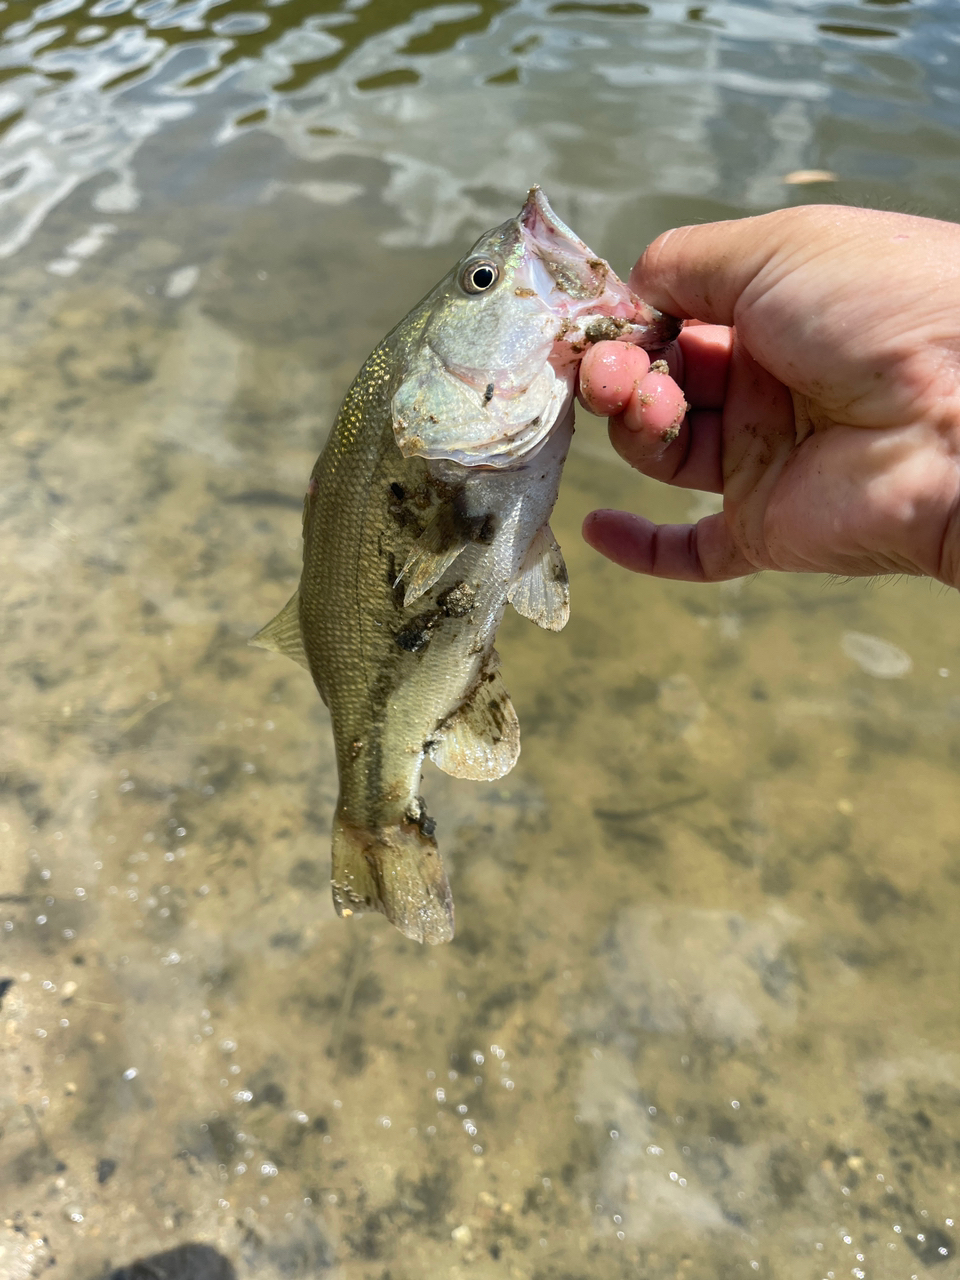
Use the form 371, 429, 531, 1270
507, 523, 569, 631
428, 652, 520, 781
250, 590, 310, 670
331, 807, 454, 945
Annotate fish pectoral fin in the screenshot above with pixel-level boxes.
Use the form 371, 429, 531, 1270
249, 590, 310, 670
397, 517, 468, 608
428, 656, 520, 781
507, 524, 570, 632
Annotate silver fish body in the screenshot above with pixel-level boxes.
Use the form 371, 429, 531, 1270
254, 189, 678, 944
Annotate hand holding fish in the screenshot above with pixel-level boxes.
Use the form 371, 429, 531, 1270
579, 205, 960, 590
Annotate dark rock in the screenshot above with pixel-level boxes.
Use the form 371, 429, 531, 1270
107, 1242, 236, 1280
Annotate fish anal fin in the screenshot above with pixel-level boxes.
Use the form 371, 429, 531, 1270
428, 657, 520, 781
331, 808, 454, 945
250, 590, 310, 670
398, 512, 468, 607
507, 524, 569, 632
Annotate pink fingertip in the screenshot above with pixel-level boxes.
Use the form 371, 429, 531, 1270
578, 341, 651, 416
629, 371, 688, 434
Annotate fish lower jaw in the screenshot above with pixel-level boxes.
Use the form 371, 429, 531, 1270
553, 310, 678, 355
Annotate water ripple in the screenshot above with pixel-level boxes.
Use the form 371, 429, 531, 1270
0, 0, 956, 253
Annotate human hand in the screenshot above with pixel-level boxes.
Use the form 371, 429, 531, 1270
578, 205, 960, 588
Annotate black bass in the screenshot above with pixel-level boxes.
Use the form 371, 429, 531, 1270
254, 189, 678, 944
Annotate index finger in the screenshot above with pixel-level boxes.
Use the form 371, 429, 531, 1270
630, 215, 786, 325
630, 206, 895, 328
629, 204, 925, 328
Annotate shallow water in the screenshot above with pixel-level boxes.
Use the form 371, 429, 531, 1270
2, 1, 960, 1277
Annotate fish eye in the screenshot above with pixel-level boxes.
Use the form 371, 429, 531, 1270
460, 260, 500, 295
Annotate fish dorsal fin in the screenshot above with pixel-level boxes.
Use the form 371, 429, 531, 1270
428, 654, 520, 781
250, 590, 310, 670
507, 524, 570, 632
397, 513, 468, 608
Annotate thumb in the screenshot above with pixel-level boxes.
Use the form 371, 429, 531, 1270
630, 205, 875, 326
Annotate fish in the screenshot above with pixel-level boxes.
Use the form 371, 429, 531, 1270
253, 188, 679, 944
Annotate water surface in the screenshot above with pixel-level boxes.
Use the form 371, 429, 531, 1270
2, 1, 960, 1277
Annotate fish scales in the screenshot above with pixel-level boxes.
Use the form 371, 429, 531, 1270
254, 188, 680, 944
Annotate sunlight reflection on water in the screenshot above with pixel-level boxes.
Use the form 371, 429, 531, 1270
0, 0, 956, 259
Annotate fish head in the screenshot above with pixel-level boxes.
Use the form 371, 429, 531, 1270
392, 187, 679, 468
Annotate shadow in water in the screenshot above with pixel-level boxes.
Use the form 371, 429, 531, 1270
104, 1243, 236, 1280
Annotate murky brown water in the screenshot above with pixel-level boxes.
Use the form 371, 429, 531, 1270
3, 2, 960, 1278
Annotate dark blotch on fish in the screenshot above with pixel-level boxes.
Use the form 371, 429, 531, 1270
395, 625, 430, 653
472, 512, 496, 543
394, 611, 442, 652
487, 696, 507, 735
416, 800, 437, 838
426, 488, 498, 549
386, 482, 423, 531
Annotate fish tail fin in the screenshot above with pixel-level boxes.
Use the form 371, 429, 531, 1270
330, 807, 454, 945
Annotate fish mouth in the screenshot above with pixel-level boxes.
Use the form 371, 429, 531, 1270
519, 186, 609, 304
518, 186, 680, 346
519, 186, 591, 254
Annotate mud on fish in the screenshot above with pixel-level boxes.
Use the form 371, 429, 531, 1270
253, 188, 679, 944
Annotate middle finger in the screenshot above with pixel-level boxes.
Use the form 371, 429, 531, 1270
677, 324, 733, 408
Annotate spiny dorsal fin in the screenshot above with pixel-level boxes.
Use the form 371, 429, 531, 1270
428, 654, 520, 781
396, 514, 468, 608
250, 590, 309, 670
507, 524, 569, 632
